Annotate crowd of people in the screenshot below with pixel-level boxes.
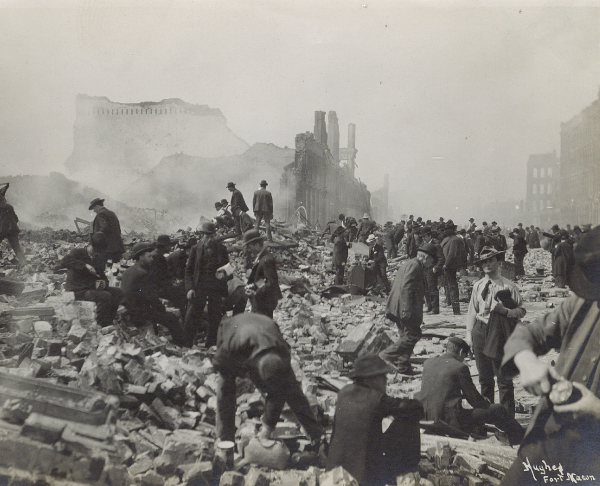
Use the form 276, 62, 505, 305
1, 179, 599, 485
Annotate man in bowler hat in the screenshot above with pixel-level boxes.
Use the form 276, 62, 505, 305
226, 182, 249, 236
253, 180, 274, 241
89, 198, 125, 264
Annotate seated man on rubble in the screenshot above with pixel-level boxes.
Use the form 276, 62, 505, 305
326, 354, 424, 486
120, 242, 187, 346
415, 337, 524, 446
213, 313, 325, 464
166, 237, 197, 281
150, 234, 187, 316
54, 232, 122, 327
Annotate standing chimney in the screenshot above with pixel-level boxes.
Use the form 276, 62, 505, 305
314, 111, 327, 145
327, 111, 340, 161
348, 123, 356, 150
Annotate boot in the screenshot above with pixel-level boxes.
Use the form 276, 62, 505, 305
452, 302, 461, 315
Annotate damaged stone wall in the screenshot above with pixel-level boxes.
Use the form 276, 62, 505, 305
280, 112, 371, 227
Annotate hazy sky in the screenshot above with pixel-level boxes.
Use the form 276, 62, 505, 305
1, 0, 599, 221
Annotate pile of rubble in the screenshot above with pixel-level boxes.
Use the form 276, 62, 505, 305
0, 228, 567, 486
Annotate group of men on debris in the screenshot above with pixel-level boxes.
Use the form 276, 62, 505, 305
2, 181, 600, 486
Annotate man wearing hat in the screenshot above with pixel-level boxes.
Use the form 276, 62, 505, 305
213, 313, 325, 453
326, 354, 424, 486
405, 222, 421, 259
331, 226, 349, 285
508, 227, 528, 277
421, 229, 445, 314
184, 221, 229, 348
89, 198, 125, 264
416, 338, 524, 445
120, 242, 186, 346
367, 233, 390, 292
500, 225, 600, 484
542, 224, 562, 253
356, 213, 376, 243
527, 225, 541, 249
379, 243, 437, 374
226, 182, 249, 236
466, 247, 526, 417
253, 180, 274, 242
441, 222, 465, 315
150, 235, 187, 316
54, 232, 122, 327
339, 213, 358, 243
214, 202, 234, 231
552, 230, 575, 289
467, 218, 476, 233
0, 183, 26, 267
243, 229, 282, 318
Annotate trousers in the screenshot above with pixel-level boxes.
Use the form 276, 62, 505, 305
0, 232, 26, 265
78, 287, 123, 327
424, 268, 439, 313
333, 263, 345, 286
216, 351, 325, 442
254, 212, 272, 241
472, 320, 515, 416
444, 268, 459, 305
379, 318, 421, 372
460, 404, 524, 445
184, 279, 226, 348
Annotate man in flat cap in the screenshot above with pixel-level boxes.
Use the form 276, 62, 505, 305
416, 337, 524, 446
500, 224, 600, 484
89, 198, 125, 264
0, 183, 26, 267
252, 180, 274, 242
380, 243, 437, 374
327, 354, 424, 486
226, 182, 249, 236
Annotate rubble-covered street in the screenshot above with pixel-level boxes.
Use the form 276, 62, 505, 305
0, 229, 568, 486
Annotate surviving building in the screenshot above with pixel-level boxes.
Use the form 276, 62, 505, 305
280, 111, 371, 228
525, 151, 560, 227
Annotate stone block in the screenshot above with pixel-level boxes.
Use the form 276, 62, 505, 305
453, 453, 486, 474
181, 461, 214, 485
128, 455, 154, 476
105, 466, 132, 486
138, 471, 167, 486
33, 321, 52, 339
67, 320, 87, 344
319, 466, 359, 486
21, 413, 66, 444
244, 467, 271, 486
427, 473, 462, 486
153, 454, 176, 476
219, 471, 244, 486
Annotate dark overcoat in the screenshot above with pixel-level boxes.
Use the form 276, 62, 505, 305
248, 249, 282, 312
252, 188, 273, 214
386, 258, 425, 327
92, 207, 125, 255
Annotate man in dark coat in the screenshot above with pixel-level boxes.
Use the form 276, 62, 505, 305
253, 180, 274, 241
0, 183, 26, 267
500, 225, 600, 485
150, 235, 187, 316
184, 222, 229, 348
331, 226, 349, 286
89, 198, 125, 263
243, 229, 282, 318
473, 228, 486, 258
379, 243, 436, 374
339, 213, 358, 243
527, 225, 541, 249
441, 223, 463, 315
466, 247, 526, 416
356, 213, 376, 243
120, 242, 186, 346
227, 182, 249, 236
55, 232, 122, 327
416, 337, 524, 445
509, 228, 528, 277
327, 355, 424, 486
213, 313, 324, 449
166, 237, 197, 280
552, 230, 575, 288
383, 223, 397, 260
422, 230, 445, 314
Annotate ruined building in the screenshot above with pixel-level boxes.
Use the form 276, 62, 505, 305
280, 111, 371, 227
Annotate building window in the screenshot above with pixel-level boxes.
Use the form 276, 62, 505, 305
548, 183, 552, 194
532, 183, 537, 195
548, 167, 553, 177
533, 168, 538, 178
541, 168, 545, 178
540, 184, 545, 195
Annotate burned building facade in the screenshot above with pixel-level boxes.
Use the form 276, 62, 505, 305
280, 111, 371, 227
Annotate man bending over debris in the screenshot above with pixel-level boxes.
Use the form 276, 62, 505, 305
120, 242, 187, 346
416, 337, 524, 446
55, 232, 122, 327
326, 354, 424, 486
213, 313, 325, 458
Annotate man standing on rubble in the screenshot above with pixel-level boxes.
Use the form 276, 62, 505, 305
339, 213, 358, 243
243, 229, 282, 318
416, 337, 524, 446
120, 242, 187, 346
356, 213, 376, 243
379, 243, 436, 374
150, 235, 187, 317
421, 229, 445, 315
466, 247, 526, 417
367, 234, 390, 293
500, 225, 600, 484
226, 182, 249, 236
331, 226, 349, 286
253, 180, 273, 242
442, 222, 463, 315
0, 183, 26, 267
184, 222, 229, 348
55, 232, 122, 327
89, 198, 125, 264
327, 354, 424, 486
213, 313, 325, 457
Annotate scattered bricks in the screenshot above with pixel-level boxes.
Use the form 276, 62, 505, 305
418, 459, 436, 477
128, 454, 154, 476
67, 320, 87, 343
95, 366, 123, 395
151, 397, 180, 430
153, 454, 176, 476
434, 441, 452, 469
244, 467, 271, 486
33, 321, 52, 338
105, 465, 133, 486
278, 470, 307, 486
162, 429, 213, 465
69, 454, 106, 483
164, 475, 183, 486
21, 413, 67, 444
45, 339, 63, 356
124, 359, 154, 386
181, 461, 214, 485
10, 306, 54, 318
1, 399, 32, 424
138, 471, 167, 486
14, 319, 33, 333
453, 453, 487, 474
219, 471, 245, 486
319, 466, 359, 486
462, 473, 484, 486
427, 473, 463, 486
395, 471, 421, 486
